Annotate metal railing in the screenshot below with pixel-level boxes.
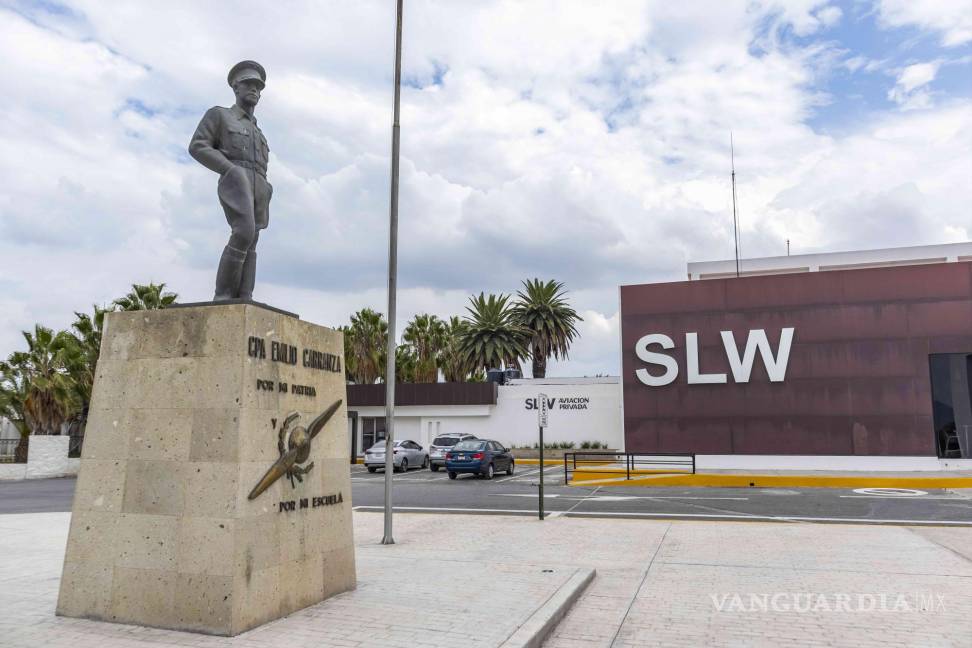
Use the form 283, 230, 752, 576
68, 435, 85, 459
0, 438, 27, 463
564, 451, 695, 484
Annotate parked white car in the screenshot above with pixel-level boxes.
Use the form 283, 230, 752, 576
364, 439, 429, 473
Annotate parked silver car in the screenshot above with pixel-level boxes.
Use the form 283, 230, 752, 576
428, 433, 478, 471
364, 439, 429, 473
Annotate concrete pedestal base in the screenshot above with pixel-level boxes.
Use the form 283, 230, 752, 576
56, 303, 355, 635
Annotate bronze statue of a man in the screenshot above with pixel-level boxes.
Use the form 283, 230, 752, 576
189, 60, 272, 301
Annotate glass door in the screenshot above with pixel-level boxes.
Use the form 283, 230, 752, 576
929, 353, 972, 458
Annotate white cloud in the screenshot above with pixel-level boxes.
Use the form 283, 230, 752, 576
0, 1, 970, 377
887, 61, 941, 109
815, 6, 843, 29
878, 0, 972, 47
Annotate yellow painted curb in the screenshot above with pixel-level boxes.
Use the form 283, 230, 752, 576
568, 472, 972, 489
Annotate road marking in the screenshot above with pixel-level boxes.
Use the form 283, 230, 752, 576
351, 472, 443, 482
350, 506, 972, 525
498, 466, 562, 483
353, 506, 544, 515
840, 495, 961, 501
852, 487, 928, 497
563, 511, 972, 525
489, 494, 749, 501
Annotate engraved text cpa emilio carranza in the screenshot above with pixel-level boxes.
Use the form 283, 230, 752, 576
189, 60, 272, 301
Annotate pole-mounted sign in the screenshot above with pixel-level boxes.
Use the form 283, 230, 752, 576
537, 392, 547, 520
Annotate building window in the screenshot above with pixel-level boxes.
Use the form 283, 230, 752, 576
362, 417, 386, 450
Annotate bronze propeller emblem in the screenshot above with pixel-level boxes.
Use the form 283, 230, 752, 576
247, 399, 343, 500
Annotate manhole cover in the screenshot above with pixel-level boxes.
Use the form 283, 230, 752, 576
852, 487, 927, 497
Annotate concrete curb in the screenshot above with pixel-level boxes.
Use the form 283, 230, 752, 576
499, 567, 595, 648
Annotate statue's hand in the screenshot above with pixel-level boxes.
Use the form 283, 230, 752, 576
222, 164, 246, 179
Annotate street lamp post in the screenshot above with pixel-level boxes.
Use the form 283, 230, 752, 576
382, 0, 404, 546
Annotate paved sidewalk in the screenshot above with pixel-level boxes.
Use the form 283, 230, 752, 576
546, 521, 972, 647
1, 512, 971, 647
0, 512, 586, 648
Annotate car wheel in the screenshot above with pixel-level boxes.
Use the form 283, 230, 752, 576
506, 460, 514, 476
431, 464, 439, 472
448, 471, 457, 480
397, 458, 408, 473
421, 455, 428, 469
484, 463, 494, 480
367, 466, 376, 473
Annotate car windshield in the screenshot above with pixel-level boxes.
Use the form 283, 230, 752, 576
433, 436, 462, 446
454, 440, 486, 451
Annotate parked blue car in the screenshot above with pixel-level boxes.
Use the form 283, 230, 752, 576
445, 439, 514, 480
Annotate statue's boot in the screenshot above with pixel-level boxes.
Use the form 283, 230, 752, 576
238, 250, 257, 300
213, 246, 246, 301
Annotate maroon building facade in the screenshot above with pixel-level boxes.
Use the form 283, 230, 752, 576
620, 262, 972, 457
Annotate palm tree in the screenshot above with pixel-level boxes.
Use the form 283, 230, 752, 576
512, 279, 582, 379
337, 325, 358, 383
113, 282, 177, 311
64, 304, 111, 437
10, 326, 81, 435
459, 293, 530, 372
347, 308, 388, 384
68, 305, 110, 407
395, 344, 417, 383
402, 314, 446, 383
0, 359, 30, 460
439, 316, 474, 382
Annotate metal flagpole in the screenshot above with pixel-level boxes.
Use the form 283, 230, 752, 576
382, 0, 404, 546
730, 132, 740, 278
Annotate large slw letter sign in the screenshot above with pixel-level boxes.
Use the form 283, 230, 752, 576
635, 328, 795, 387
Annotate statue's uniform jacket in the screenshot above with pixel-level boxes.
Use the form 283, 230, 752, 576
189, 104, 272, 232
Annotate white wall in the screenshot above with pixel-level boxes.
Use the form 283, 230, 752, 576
25, 435, 77, 479
687, 241, 972, 280
0, 417, 19, 440
0, 435, 79, 480
350, 377, 623, 454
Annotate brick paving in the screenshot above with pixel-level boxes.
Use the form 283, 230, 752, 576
1, 511, 970, 647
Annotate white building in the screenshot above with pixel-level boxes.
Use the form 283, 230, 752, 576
687, 241, 972, 280
347, 377, 623, 456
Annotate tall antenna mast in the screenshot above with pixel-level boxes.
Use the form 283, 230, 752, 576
730, 132, 740, 278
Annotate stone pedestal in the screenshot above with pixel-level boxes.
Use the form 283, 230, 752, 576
56, 303, 355, 636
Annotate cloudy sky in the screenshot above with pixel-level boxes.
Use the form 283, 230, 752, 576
2, 0, 970, 376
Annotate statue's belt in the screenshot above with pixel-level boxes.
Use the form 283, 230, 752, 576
232, 160, 267, 178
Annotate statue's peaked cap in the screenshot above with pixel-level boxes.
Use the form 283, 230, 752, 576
227, 60, 267, 88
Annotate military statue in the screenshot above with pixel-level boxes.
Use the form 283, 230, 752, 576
189, 60, 272, 301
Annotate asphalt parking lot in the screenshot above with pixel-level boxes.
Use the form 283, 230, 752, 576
348, 463, 972, 525
2, 466, 972, 525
